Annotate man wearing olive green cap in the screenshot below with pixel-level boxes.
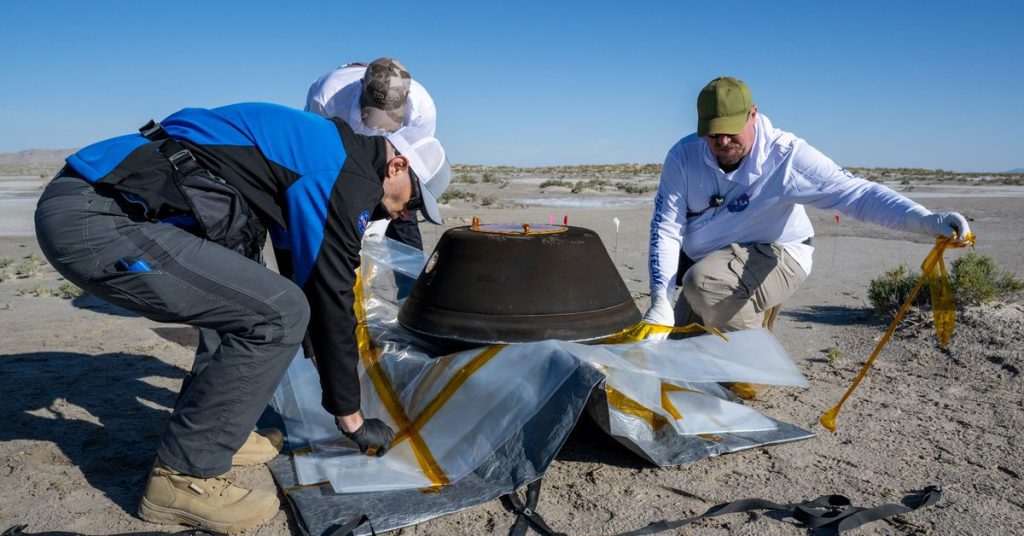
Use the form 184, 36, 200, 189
645, 76, 973, 339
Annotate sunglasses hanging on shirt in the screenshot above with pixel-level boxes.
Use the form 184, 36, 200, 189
686, 195, 725, 219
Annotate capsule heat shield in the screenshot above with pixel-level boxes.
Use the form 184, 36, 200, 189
398, 224, 640, 350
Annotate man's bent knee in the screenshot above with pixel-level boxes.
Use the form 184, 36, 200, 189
680, 255, 741, 309
262, 285, 310, 346
679, 251, 756, 330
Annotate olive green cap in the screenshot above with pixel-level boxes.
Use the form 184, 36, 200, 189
696, 77, 752, 137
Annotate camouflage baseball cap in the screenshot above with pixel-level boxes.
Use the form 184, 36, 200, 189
360, 57, 412, 132
697, 77, 752, 137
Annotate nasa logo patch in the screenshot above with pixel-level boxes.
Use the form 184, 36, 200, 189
357, 210, 371, 234
727, 193, 750, 213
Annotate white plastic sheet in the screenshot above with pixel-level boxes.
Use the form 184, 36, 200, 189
272, 234, 809, 494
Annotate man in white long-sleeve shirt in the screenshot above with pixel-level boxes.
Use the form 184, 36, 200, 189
306, 58, 437, 250
645, 77, 971, 331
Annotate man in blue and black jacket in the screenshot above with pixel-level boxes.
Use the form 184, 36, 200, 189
34, 102, 451, 533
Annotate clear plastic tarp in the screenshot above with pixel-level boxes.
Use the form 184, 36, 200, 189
273, 234, 810, 495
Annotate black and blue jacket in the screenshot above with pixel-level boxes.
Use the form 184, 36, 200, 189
66, 102, 388, 416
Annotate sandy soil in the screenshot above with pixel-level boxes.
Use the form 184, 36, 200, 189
1, 173, 1022, 535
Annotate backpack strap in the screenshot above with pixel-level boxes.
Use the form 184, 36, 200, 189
139, 120, 208, 180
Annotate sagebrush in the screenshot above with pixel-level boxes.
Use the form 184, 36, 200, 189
868, 252, 1022, 314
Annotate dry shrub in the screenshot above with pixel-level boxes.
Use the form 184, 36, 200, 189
868, 253, 1022, 314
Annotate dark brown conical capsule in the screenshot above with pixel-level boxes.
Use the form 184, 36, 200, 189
398, 223, 640, 352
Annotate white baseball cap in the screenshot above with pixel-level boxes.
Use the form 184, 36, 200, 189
386, 126, 451, 224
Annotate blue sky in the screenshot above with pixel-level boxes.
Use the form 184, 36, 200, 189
1, 1, 1021, 171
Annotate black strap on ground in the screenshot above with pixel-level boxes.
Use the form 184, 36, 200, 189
500, 480, 567, 536
614, 485, 942, 535
325, 513, 377, 536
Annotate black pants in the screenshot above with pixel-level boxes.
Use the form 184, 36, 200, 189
34, 175, 309, 477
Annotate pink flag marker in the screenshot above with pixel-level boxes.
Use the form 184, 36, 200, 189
549, 214, 554, 225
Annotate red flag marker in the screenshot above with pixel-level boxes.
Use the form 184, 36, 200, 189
835, 215, 840, 223
563, 215, 568, 225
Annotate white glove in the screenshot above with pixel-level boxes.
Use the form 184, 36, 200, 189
910, 211, 972, 239
643, 291, 675, 326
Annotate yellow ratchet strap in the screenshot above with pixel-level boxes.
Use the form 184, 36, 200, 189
820, 233, 975, 432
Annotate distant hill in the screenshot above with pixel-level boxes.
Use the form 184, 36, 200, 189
0, 148, 75, 166
3, 149, 1024, 184
0, 148, 76, 176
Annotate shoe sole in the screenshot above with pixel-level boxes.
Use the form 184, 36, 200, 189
138, 496, 279, 534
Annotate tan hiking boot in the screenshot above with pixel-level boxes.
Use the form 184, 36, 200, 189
138, 461, 279, 534
231, 428, 284, 466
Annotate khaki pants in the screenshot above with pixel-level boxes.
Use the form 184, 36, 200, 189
676, 243, 807, 332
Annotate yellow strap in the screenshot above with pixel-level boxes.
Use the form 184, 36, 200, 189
353, 268, 450, 487
660, 383, 697, 420
281, 481, 330, 495
601, 321, 733, 430
820, 233, 974, 431
601, 321, 728, 344
606, 385, 670, 431
929, 252, 956, 346
290, 446, 314, 457
610, 382, 726, 441
393, 344, 506, 445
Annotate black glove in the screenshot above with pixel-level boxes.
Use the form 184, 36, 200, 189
341, 418, 395, 457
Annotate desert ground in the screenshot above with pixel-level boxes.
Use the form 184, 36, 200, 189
1, 162, 1022, 535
